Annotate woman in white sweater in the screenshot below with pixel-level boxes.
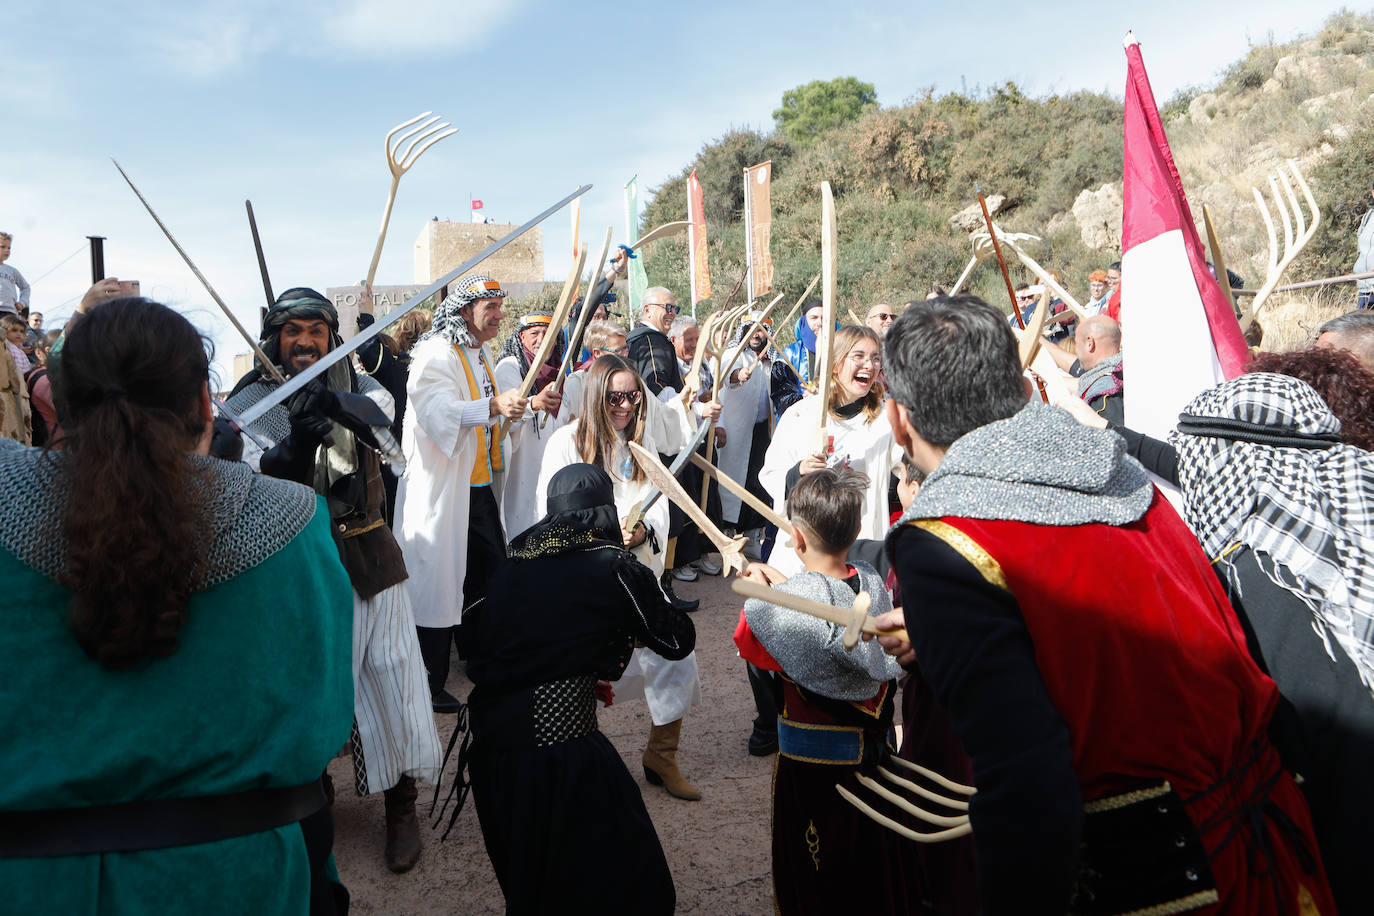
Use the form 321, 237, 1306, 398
760, 325, 901, 577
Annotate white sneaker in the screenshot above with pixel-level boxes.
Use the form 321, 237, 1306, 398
671, 565, 699, 582
695, 555, 722, 576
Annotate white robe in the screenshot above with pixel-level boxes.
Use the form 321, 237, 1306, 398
759, 394, 902, 577
234, 376, 440, 793
716, 351, 771, 525
536, 419, 703, 725
394, 335, 499, 629
493, 354, 567, 540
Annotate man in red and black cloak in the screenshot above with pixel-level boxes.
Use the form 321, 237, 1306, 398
871, 294, 1336, 916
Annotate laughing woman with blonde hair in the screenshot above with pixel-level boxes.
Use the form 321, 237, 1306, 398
760, 325, 901, 577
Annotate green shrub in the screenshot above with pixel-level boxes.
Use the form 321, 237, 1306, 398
1297, 122, 1374, 283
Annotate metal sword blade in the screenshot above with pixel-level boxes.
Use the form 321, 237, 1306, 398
235, 184, 592, 427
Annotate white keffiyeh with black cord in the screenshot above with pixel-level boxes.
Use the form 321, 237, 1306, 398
1171, 373, 1374, 695
418, 272, 506, 349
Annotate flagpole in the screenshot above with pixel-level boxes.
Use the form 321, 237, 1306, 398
687, 184, 699, 319
743, 166, 755, 305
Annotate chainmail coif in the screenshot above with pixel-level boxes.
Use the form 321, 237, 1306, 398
898, 399, 1153, 530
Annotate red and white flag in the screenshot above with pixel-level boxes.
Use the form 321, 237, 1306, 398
471, 199, 484, 210
1120, 32, 1249, 440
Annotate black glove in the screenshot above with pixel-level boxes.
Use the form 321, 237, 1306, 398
208, 416, 244, 462
285, 384, 341, 449
261, 384, 339, 484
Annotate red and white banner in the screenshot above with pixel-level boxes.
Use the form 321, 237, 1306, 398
687, 169, 712, 309
1120, 32, 1249, 440
744, 161, 773, 298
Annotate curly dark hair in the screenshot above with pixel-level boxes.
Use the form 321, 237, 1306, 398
49, 298, 213, 669
1248, 347, 1374, 450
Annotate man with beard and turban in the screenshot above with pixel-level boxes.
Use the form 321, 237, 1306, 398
223, 287, 441, 875
460, 463, 695, 915
493, 311, 566, 538
393, 274, 528, 714
720, 311, 803, 538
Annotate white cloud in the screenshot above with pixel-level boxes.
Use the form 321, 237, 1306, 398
132, 3, 270, 78
322, 0, 522, 52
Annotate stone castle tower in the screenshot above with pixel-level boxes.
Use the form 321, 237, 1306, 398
414, 219, 544, 284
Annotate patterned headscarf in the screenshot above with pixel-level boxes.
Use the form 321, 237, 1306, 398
498, 311, 564, 389
421, 273, 506, 348
727, 310, 779, 361
1171, 373, 1374, 695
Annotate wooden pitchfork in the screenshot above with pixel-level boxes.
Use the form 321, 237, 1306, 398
364, 112, 458, 290
730, 576, 976, 842
1239, 159, 1320, 334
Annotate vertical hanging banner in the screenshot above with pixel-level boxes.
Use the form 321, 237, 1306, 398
1119, 32, 1249, 442
744, 161, 774, 299
687, 169, 712, 315
625, 175, 648, 315
570, 197, 581, 259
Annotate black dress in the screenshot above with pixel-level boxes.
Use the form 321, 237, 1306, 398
463, 525, 696, 916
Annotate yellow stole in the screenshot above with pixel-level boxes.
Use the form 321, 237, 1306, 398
454, 344, 504, 486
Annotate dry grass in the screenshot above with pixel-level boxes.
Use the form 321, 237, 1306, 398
1252, 286, 1351, 351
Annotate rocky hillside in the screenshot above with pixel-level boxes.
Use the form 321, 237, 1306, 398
511, 12, 1374, 345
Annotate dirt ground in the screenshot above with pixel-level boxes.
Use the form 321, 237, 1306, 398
328, 571, 777, 915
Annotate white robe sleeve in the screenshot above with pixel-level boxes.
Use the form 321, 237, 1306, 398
759, 396, 818, 514
535, 423, 580, 521
493, 355, 536, 419
407, 339, 491, 459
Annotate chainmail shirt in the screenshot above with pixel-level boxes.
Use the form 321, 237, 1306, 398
0, 446, 317, 588
744, 561, 900, 702
898, 399, 1153, 529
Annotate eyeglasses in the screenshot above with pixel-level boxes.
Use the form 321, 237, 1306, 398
605, 389, 643, 407
846, 353, 882, 367
647, 302, 680, 316
870, 312, 897, 321
597, 344, 630, 357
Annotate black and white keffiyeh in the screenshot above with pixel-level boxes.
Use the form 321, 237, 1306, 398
725, 310, 779, 361
420, 273, 505, 348
498, 311, 564, 378
1171, 373, 1374, 694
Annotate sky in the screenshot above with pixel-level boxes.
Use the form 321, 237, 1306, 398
3, 0, 1349, 383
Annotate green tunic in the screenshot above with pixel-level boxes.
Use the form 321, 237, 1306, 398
0, 461, 354, 916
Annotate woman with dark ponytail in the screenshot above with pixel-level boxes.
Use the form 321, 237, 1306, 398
0, 298, 355, 915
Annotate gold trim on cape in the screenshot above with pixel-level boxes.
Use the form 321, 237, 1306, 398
906, 519, 1009, 591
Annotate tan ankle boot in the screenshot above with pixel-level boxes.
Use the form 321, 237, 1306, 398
642, 718, 702, 801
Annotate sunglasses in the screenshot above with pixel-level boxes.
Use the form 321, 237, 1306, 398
605, 389, 643, 407
647, 302, 680, 315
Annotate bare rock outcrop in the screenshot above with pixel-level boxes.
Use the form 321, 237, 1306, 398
949, 194, 1005, 233
1071, 183, 1123, 251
